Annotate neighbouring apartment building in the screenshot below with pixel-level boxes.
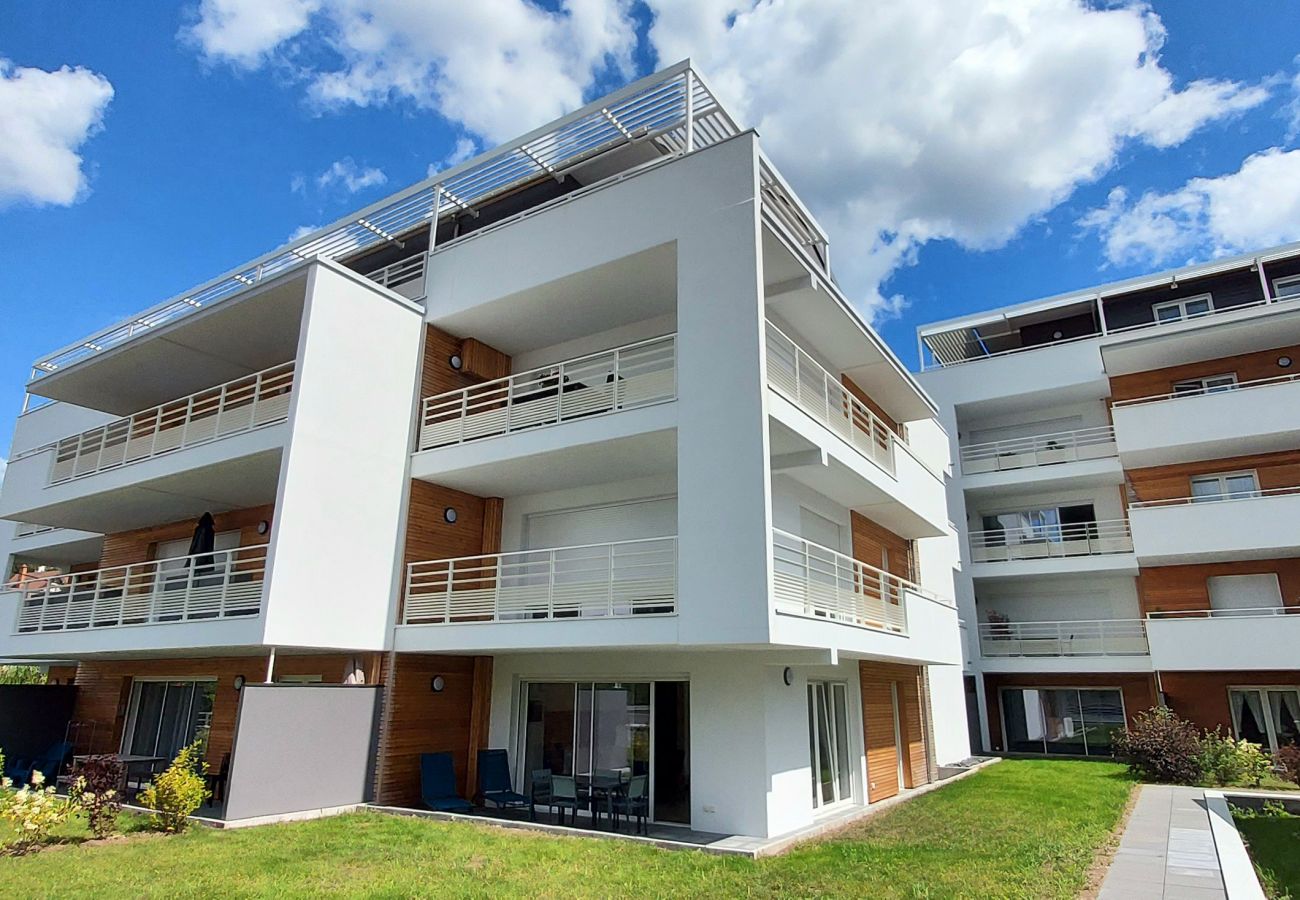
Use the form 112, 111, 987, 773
0, 62, 971, 839
918, 243, 1300, 759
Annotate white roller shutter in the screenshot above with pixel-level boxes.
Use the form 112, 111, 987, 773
524, 497, 677, 549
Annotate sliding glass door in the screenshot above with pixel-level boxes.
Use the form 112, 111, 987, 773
519, 681, 688, 824
123, 679, 216, 761
1001, 687, 1124, 757
808, 681, 852, 809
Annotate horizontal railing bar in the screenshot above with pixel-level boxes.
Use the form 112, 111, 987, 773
1147, 606, 1300, 619
1131, 485, 1300, 508
1112, 370, 1300, 408
960, 425, 1116, 460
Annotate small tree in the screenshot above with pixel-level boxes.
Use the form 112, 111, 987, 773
138, 741, 209, 833
69, 755, 125, 839
0, 666, 45, 686
1112, 706, 1205, 784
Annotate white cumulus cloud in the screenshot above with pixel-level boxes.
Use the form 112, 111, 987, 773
315, 157, 387, 193
1080, 148, 1300, 267
646, 0, 1271, 318
183, 0, 322, 68
0, 59, 114, 208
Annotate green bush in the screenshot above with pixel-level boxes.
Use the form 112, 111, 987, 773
138, 741, 209, 833
0, 770, 76, 854
1112, 706, 1205, 784
69, 755, 125, 839
1200, 728, 1272, 787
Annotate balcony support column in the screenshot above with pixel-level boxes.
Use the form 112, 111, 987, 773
264, 646, 276, 684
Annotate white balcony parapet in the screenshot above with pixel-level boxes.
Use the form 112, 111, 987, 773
14, 523, 61, 538
7, 545, 267, 634
418, 335, 676, 451
363, 254, 426, 294
772, 529, 938, 634
960, 426, 1116, 474
403, 537, 677, 625
978, 618, 1148, 657
29, 62, 737, 383
1147, 606, 1300, 620
758, 155, 829, 271
1130, 485, 1300, 509
969, 519, 1133, 562
765, 322, 897, 475
1111, 370, 1300, 408
40, 362, 293, 484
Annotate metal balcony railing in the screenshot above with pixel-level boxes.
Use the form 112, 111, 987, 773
765, 322, 897, 475
1130, 485, 1300, 509
771, 529, 921, 633
418, 335, 675, 451
960, 426, 1116, 474
978, 618, 1148, 657
44, 362, 294, 484
7, 545, 267, 634
969, 519, 1133, 562
403, 537, 677, 625
1147, 606, 1300, 620
363, 254, 426, 295
1112, 370, 1300, 408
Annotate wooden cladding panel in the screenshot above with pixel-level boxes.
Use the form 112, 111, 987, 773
420, 325, 511, 401
982, 672, 1157, 753
1160, 671, 1300, 735
459, 338, 511, 382
850, 512, 914, 582
1137, 559, 1300, 616
1109, 343, 1300, 403
67, 654, 365, 764
98, 505, 274, 570
859, 661, 929, 801
404, 482, 493, 570
841, 375, 905, 438
1127, 450, 1300, 503
372, 653, 488, 807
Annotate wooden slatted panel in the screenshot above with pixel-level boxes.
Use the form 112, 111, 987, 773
859, 672, 899, 802
1127, 449, 1300, 503
1109, 343, 1300, 402
1160, 670, 1300, 735
67, 654, 363, 766
372, 653, 485, 806
841, 374, 905, 438
850, 511, 915, 583
98, 505, 274, 570
459, 338, 511, 382
1138, 559, 1300, 616
859, 661, 931, 801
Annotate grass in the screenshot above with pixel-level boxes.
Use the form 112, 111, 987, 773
1235, 814, 1300, 900
0, 759, 1135, 899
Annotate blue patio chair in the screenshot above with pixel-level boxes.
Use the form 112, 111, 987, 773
420, 752, 472, 812
550, 774, 586, 826
612, 774, 650, 834
8, 741, 72, 786
477, 748, 528, 810
529, 768, 553, 821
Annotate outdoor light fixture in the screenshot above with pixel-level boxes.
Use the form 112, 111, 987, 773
449, 354, 463, 370
431, 676, 446, 693
257, 520, 269, 535
783, 667, 794, 686
1279, 356, 1293, 368
234, 675, 246, 691
443, 507, 458, 524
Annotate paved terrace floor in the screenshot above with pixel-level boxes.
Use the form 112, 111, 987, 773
1099, 784, 1226, 900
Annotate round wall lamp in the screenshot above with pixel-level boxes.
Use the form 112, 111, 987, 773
431, 675, 446, 693
233, 675, 246, 691
783, 666, 794, 686
449, 354, 464, 370
1278, 356, 1293, 368
443, 507, 458, 524
256, 520, 269, 535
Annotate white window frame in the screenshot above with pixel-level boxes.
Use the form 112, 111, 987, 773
1172, 373, 1238, 396
997, 685, 1128, 757
1227, 686, 1300, 754
119, 676, 218, 757
1189, 470, 1260, 502
807, 680, 855, 811
1271, 274, 1300, 299
1153, 293, 1215, 323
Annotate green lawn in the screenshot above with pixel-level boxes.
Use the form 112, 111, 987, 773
0, 759, 1134, 899
1235, 815, 1300, 900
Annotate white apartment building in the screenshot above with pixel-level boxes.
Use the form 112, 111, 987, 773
919, 243, 1300, 759
0, 62, 970, 839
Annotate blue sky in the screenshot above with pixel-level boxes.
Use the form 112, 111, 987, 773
1, 1, 1299, 460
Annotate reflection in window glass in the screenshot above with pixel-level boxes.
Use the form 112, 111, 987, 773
1000, 687, 1123, 757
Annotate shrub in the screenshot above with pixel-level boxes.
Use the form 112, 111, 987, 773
69, 755, 125, 839
1112, 706, 1205, 784
138, 741, 209, 833
0, 770, 76, 854
1275, 744, 1300, 787
0, 666, 46, 686
1199, 729, 1271, 787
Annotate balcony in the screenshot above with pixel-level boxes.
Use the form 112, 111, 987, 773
0, 546, 267, 657
1111, 372, 1300, 467
363, 254, 426, 302
418, 336, 675, 451
1146, 607, 1300, 671
968, 520, 1136, 578
771, 529, 909, 633
1129, 488, 1300, 564
45, 363, 293, 484
978, 619, 1149, 673
958, 426, 1122, 497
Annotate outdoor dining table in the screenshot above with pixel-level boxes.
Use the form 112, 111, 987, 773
72, 753, 165, 795
576, 772, 628, 831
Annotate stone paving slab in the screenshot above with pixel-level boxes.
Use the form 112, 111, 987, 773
1098, 785, 1226, 900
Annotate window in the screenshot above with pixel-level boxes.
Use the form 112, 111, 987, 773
979, 504, 1096, 546
1272, 274, 1300, 299
807, 681, 852, 809
1153, 293, 1214, 323
1190, 471, 1260, 503
1229, 688, 1300, 753
1172, 374, 1237, 397
1208, 574, 1283, 615
1000, 687, 1124, 757
122, 679, 217, 763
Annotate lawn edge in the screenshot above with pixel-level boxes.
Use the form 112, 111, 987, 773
1077, 779, 1141, 900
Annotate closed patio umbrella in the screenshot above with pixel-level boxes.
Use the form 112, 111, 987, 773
186, 512, 216, 576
